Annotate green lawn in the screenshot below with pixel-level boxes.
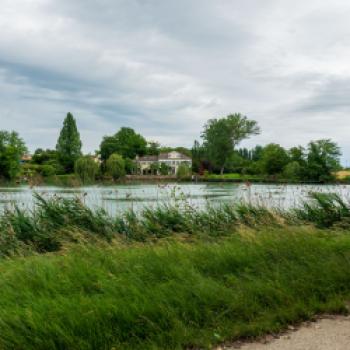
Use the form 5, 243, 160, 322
0, 228, 350, 349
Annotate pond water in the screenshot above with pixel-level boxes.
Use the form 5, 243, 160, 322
0, 183, 349, 215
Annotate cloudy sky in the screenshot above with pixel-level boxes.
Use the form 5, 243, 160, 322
1, 0, 350, 164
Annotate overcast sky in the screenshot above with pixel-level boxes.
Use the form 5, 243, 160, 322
1, 0, 350, 164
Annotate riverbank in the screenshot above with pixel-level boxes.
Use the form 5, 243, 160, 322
0, 194, 350, 349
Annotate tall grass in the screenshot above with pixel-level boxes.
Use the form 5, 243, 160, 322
0, 192, 350, 256
0, 229, 350, 349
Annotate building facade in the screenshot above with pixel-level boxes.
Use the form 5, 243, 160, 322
136, 151, 192, 175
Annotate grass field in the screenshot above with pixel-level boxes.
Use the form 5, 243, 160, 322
0, 193, 350, 349
1, 228, 350, 349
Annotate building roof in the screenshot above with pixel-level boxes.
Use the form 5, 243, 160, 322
158, 152, 191, 160
137, 152, 191, 162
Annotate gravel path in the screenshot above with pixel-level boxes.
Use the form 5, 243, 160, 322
220, 316, 350, 350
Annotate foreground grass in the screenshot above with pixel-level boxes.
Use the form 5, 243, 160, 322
1, 228, 350, 349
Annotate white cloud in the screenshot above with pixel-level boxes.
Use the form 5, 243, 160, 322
0, 0, 349, 164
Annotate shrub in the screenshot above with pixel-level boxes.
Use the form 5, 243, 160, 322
74, 156, 99, 183
106, 153, 125, 180
283, 161, 302, 181
176, 163, 191, 179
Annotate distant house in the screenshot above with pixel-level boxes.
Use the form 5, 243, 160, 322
20, 154, 32, 164
136, 151, 192, 175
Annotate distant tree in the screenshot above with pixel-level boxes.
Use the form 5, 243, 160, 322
306, 139, 341, 182
0, 131, 27, 180
159, 162, 170, 175
100, 127, 147, 161
74, 156, 99, 183
150, 162, 159, 175
147, 141, 160, 156
251, 145, 264, 161
158, 146, 192, 158
56, 113, 82, 173
201, 113, 260, 174
31, 148, 62, 174
283, 161, 302, 181
124, 158, 137, 175
261, 144, 289, 175
191, 140, 204, 173
176, 163, 192, 179
106, 153, 125, 180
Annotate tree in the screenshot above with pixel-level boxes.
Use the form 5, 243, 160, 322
31, 148, 62, 175
147, 141, 160, 156
283, 161, 302, 181
201, 113, 260, 174
75, 156, 99, 183
176, 163, 192, 179
0, 131, 27, 180
106, 153, 125, 180
260, 144, 289, 175
159, 163, 170, 175
306, 139, 341, 182
56, 113, 82, 173
100, 127, 147, 161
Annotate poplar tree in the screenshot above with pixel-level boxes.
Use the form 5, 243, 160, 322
56, 113, 82, 173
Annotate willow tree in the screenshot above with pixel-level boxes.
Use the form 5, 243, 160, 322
56, 113, 82, 173
202, 113, 260, 175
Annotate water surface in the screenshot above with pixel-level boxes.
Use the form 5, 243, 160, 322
0, 183, 349, 215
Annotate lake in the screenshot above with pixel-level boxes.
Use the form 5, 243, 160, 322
0, 183, 349, 215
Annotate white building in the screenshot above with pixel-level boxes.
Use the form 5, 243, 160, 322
136, 151, 192, 175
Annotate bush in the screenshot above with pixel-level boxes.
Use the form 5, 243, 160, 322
106, 153, 125, 180
75, 156, 99, 183
176, 163, 191, 179
283, 161, 302, 181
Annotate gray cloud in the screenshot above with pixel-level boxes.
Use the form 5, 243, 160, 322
0, 0, 350, 164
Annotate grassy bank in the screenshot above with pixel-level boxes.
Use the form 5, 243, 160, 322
0, 228, 350, 349
1, 193, 350, 349
1, 192, 350, 257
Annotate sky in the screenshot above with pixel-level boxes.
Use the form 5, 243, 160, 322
1, 0, 350, 165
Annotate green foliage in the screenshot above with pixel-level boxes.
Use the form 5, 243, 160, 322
295, 192, 350, 228
283, 161, 302, 181
74, 156, 99, 183
146, 141, 160, 155
56, 113, 82, 173
100, 127, 147, 161
0, 131, 27, 180
149, 162, 159, 175
261, 143, 289, 175
306, 139, 341, 182
106, 153, 125, 180
159, 162, 170, 175
124, 158, 137, 175
201, 113, 260, 174
176, 163, 192, 179
0, 229, 350, 349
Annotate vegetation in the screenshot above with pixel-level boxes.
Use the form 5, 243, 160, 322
0, 112, 346, 183
0, 131, 26, 180
74, 156, 99, 184
100, 127, 147, 161
201, 113, 260, 175
56, 113, 82, 173
0, 192, 349, 257
0, 209, 350, 349
106, 153, 126, 180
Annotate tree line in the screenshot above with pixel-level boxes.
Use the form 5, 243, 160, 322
0, 112, 345, 183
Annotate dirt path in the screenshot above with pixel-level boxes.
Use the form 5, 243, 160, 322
220, 316, 350, 350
